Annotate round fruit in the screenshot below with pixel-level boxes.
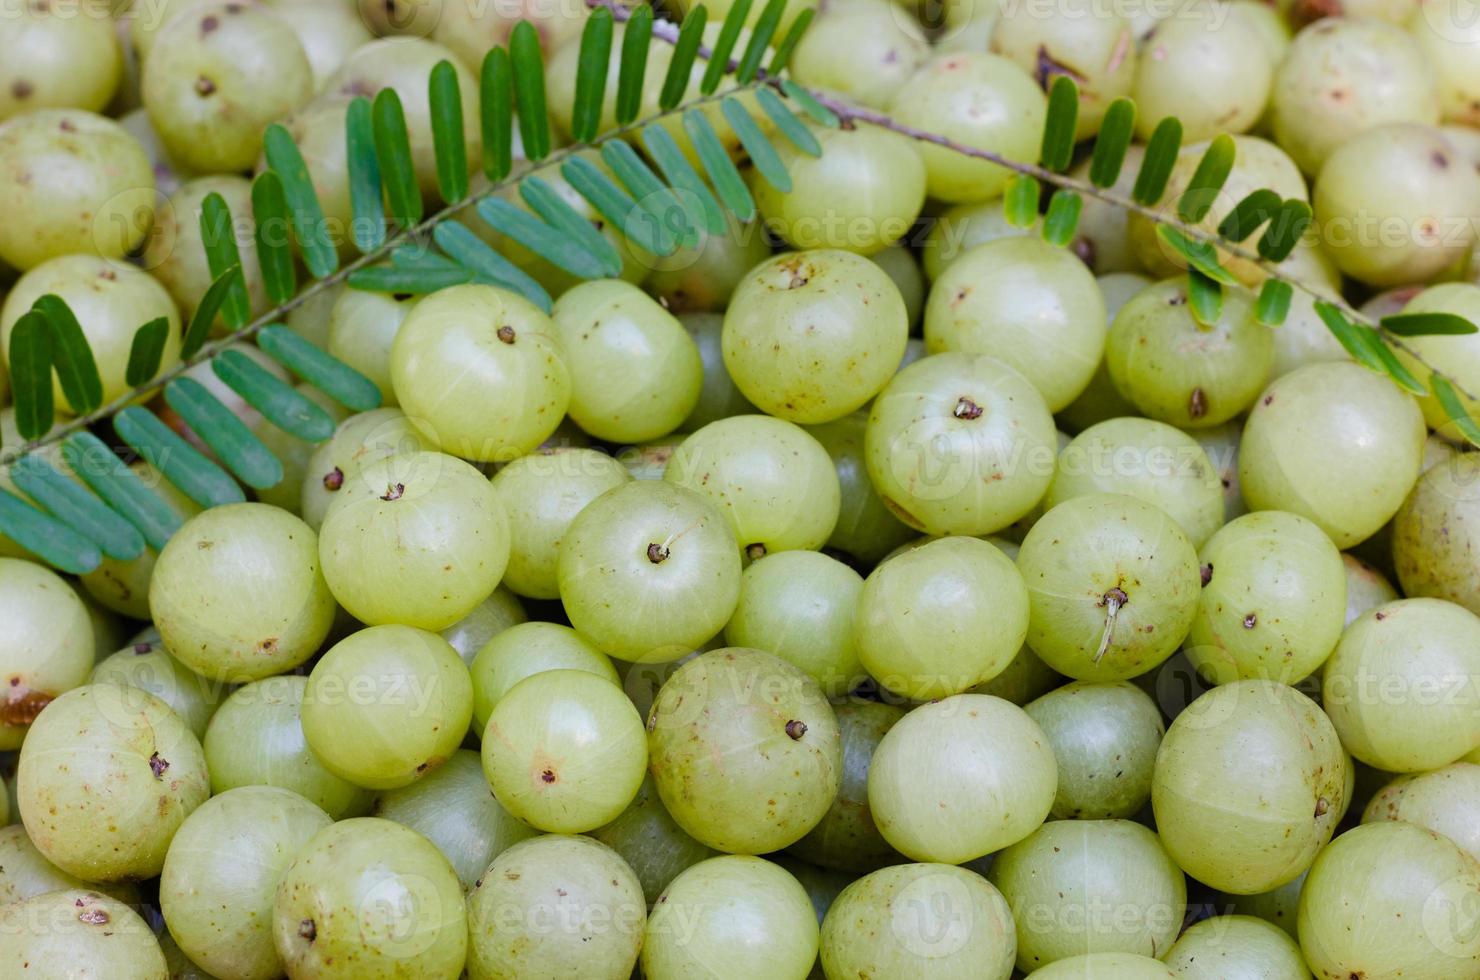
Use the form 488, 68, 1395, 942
791, 0, 930, 110
271, 0, 374, 88
1132, 2, 1271, 141
0, 889, 165, 979
647, 218, 773, 318
90, 639, 221, 738
470, 622, 618, 734
1364, 762, 1480, 861
868, 693, 1056, 863
804, 411, 916, 566
991, 0, 1135, 137
431, 0, 589, 65
327, 288, 416, 408
0, 825, 140, 907
1162, 915, 1309, 980
1394, 448, 1480, 616
299, 407, 439, 531
1025, 681, 1164, 820
589, 774, 717, 905
439, 586, 527, 665
143, 175, 267, 331
921, 198, 1038, 281
0, 2, 122, 122
1020, 953, 1175, 978
0, 558, 94, 750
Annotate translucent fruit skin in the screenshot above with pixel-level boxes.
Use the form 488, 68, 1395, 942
866, 352, 1058, 536
1239, 360, 1426, 548
590, 774, 717, 905
327, 288, 415, 408
299, 407, 439, 531
0, 5, 121, 122
791, 0, 929, 111
642, 856, 819, 980
804, 411, 916, 566
1344, 553, 1398, 626
150, 503, 335, 682
0, 557, 94, 750
1162, 915, 1309, 980
302, 625, 474, 791
1152, 680, 1346, 894
925, 237, 1107, 412
1298, 822, 1480, 980
439, 587, 527, 665
989, 820, 1186, 971
722, 249, 909, 424
1186, 510, 1347, 685
557, 480, 741, 663
1363, 762, 1480, 862
549, 279, 703, 443
91, 641, 221, 739
273, 818, 467, 980
0, 889, 166, 980
1321, 598, 1480, 772
470, 622, 619, 734
1132, 4, 1271, 142
1025, 681, 1164, 820
318, 451, 511, 630
18, 684, 209, 881
821, 863, 1016, 980
1394, 451, 1480, 616
868, 694, 1056, 864
482, 669, 647, 834
1021, 952, 1176, 978
466, 834, 645, 980
991, 0, 1135, 139
1017, 493, 1201, 681
160, 786, 332, 980
389, 283, 571, 461
856, 536, 1029, 701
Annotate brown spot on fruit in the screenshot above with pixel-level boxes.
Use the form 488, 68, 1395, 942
1243, 613, 1257, 629
1315, 797, 1329, 817
1200, 563, 1214, 586
380, 483, 405, 501
11, 80, 32, 100
195, 76, 217, 97
149, 753, 169, 779
1, 689, 52, 727
497, 325, 516, 344
299, 919, 316, 942
785, 720, 807, 740
323, 467, 344, 491
541, 769, 557, 783
745, 543, 768, 561
953, 397, 984, 420
647, 542, 669, 564
77, 907, 109, 925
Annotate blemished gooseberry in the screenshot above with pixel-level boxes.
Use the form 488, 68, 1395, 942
1363, 763, 1480, 861
318, 451, 511, 630
642, 856, 819, 980
389, 283, 571, 461
921, 198, 1038, 282
867, 693, 1056, 864
1162, 915, 1309, 980
665, 415, 841, 557
469, 622, 619, 735
481, 669, 647, 834
252, 385, 351, 516
1344, 553, 1399, 626
1016, 492, 1201, 681
557, 480, 741, 663
0, 825, 139, 908
1045, 417, 1225, 548
791, 0, 930, 111
856, 536, 1029, 701
1298, 822, 1480, 978
273, 817, 467, 980
149, 502, 335, 682
299, 407, 440, 531
0, 889, 166, 979
1186, 510, 1347, 685
1132, 3, 1271, 141
1394, 451, 1480, 616
1152, 679, 1346, 894
648, 649, 842, 854
90, 639, 223, 739
550, 279, 703, 443
466, 834, 645, 980
887, 52, 1046, 203
1321, 598, 1480, 772
327, 288, 416, 408
301, 624, 473, 791
203, 675, 372, 820
786, 700, 904, 874
0, 3, 120, 122
1105, 277, 1273, 429
439, 586, 528, 665
804, 411, 916, 566
989, 820, 1186, 970
723, 550, 866, 696
820, 863, 1016, 980
991, 0, 1134, 137
590, 774, 717, 905
1239, 360, 1426, 548
18, 684, 209, 881
160, 786, 332, 980
865, 352, 1058, 536
722, 250, 909, 425
924, 237, 1107, 412
647, 216, 773, 317
1025, 681, 1165, 820
371, 749, 537, 892
0, 557, 95, 750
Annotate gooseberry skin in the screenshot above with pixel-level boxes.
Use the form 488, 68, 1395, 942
1298, 822, 1480, 979
722, 249, 909, 425
1161, 915, 1309, 980
865, 352, 1058, 536
327, 288, 415, 408
389, 283, 571, 462
1394, 451, 1480, 616
0, 557, 95, 750
160, 786, 332, 980
319, 451, 511, 631
18, 684, 209, 881
1152, 680, 1347, 895
1017, 493, 1201, 682
90, 640, 222, 739
1022, 953, 1176, 978
647, 648, 842, 855
440, 587, 528, 665
470, 622, 619, 735
820, 863, 1017, 980
299, 407, 439, 532
273, 817, 467, 980
482, 669, 647, 834
867, 694, 1057, 864
887, 52, 1047, 203
1025, 681, 1165, 820
0, 4, 121, 122
989, 820, 1186, 971
1132, 4, 1271, 141
804, 411, 916, 566
991, 0, 1135, 138
1363, 763, 1480, 861
1389, 284, 1480, 435
1321, 598, 1480, 773
924, 237, 1107, 412
1239, 360, 1426, 549
204, 675, 372, 820
558, 480, 742, 663
1045, 417, 1225, 549
149, 503, 334, 682
0, 889, 166, 980
1186, 510, 1347, 685
466, 834, 645, 980
590, 774, 717, 905
723, 551, 866, 696
642, 856, 819, 980
791, 0, 930, 111
856, 536, 1029, 701
549, 280, 703, 443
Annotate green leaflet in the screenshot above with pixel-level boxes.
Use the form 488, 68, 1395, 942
199, 192, 250, 328
32, 295, 102, 415
1004, 174, 1040, 228
164, 378, 285, 490
346, 96, 388, 253
702, 0, 753, 95
572, 7, 615, 142
430, 59, 470, 204
0, 489, 101, 575
257, 325, 383, 412
181, 265, 245, 360
481, 47, 514, 182
113, 406, 246, 510
1187, 269, 1223, 327
8, 310, 54, 441
1381, 313, 1479, 336
1313, 301, 1425, 395
251, 172, 297, 303
1178, 134, 1235, 223
1432, 374, 1480, 448
125, 317, 172, 388
1133, 117, 1182, 206
63, 432, 183, 552
511, 21, 551, 159
373, 89, 422, 227
616, 4, 654, 125
1040, 76, 1079, 173
262, 124, 338, 279
8, 454, 144, 562
1255, 279, 1292, 327
432, 221, 553, 310
1041, 190, 1082, 247
1088, 100, 1135, 188
211, 349, 338, 444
